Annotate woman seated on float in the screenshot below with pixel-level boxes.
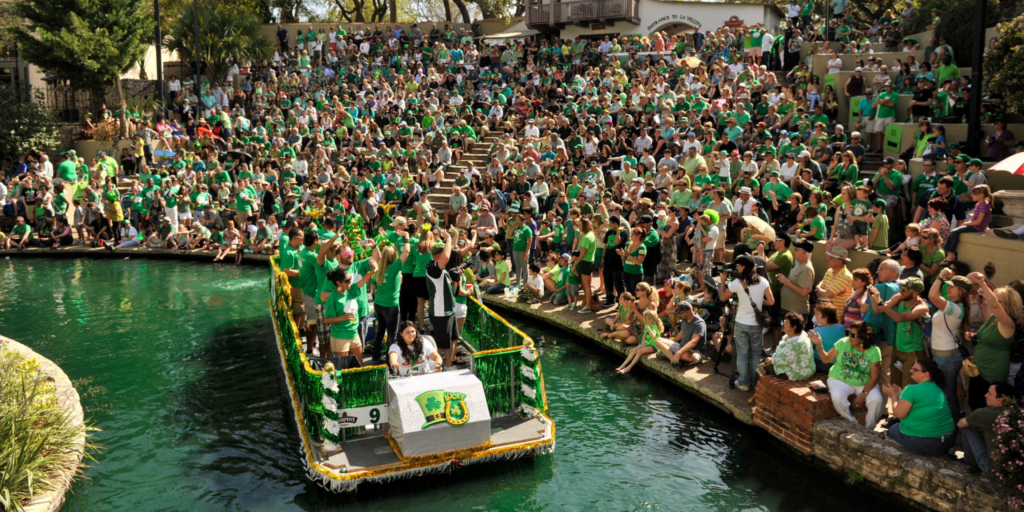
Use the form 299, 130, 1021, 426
881, 358, 956, 457
388, 320, 444, 375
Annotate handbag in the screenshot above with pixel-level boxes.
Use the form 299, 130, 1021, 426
939, 307, 978, 376
740, 279, 772, 329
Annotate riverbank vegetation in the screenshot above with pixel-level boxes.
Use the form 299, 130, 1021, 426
0, 342, 94, 512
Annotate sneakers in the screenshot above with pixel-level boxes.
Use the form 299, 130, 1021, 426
735, 384, 750, 392
567, 304, 577, 310
577, 307, 591, 314
994, 228, 1020, 240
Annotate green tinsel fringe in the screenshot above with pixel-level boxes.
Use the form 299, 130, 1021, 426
474, 350, 518, 417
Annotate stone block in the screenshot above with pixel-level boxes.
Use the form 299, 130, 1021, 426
812, 418, 849, 444
903, 456, 940, 479
964, 477, 1009, 509
933, 467, 968, 493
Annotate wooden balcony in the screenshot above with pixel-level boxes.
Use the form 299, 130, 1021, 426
526, 0, 640, 29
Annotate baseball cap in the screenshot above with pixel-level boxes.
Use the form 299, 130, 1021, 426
898, 277, 925, 293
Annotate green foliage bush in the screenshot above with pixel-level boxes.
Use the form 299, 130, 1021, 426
0, 342, 95, 512
985, 16, 1024, 113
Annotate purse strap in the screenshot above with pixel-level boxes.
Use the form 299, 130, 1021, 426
739, 279, 764, 313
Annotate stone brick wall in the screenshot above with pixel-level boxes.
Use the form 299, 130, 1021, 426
812, 418, 1016, 512
753, 376, 836, 454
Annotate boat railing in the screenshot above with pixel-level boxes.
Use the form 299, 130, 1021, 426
269, 256, 548, 447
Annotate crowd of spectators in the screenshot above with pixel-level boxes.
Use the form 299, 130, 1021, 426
1, 9, 1022, 480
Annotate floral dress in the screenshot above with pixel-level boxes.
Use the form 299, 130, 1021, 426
924, 213, 950, 243
772, 332, 815, 381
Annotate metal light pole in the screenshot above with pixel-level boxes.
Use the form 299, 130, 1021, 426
966, 0, 986, 157
155, 0, 165, 116
193, 0, 201, 97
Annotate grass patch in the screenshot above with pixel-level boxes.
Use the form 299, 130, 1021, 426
844, 466, 866, 485
0, 341, 97, 512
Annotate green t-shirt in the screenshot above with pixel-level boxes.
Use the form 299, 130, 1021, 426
623, 244, 646, 274
344, 258, 373, 318
898, 382, 955, 437
921, 246, 945, 280
495, 259, 512, 286
298, 249, 320, 297
580, 232, 597, 262
413, 252, 432, 278
827, 338, 882, 386
768, 249, 793, 295
12, 223, 32, 240
57, 160, 78, 181
802, 215, 827, 240
871, 213, 889, 250
324, 291, 359, 339
876, 91, 899, 119
280, 244, 302, 287
875, 168, 903, 196
851, 198, 871, 219
512, 225, 533, 251
402, 237, 420, 274
314, 259, 340, 305
894, 298, 926, 352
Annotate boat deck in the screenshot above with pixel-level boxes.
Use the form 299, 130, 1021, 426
317, 415, 551, 472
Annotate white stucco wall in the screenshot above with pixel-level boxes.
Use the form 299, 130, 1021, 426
558, 1, 782, 39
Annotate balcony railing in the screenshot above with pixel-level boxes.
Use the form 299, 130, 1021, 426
527, 0, 639, 26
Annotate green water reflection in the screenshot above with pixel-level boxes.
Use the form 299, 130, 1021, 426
0, 259, 904, 512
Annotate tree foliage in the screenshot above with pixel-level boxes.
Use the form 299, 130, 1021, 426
164, 0, 274, 84
985, 14, 1024, 113
11, 0, 153, 137
0, 84, 60, 161
11, 0, 153, 92
933, 0, 999, 68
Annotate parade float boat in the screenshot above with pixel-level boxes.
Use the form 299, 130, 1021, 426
269, 257, 556, 492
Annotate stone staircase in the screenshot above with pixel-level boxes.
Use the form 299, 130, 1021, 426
424, 131, 502, 214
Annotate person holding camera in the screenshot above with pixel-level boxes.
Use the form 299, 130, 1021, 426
718, 254, 775, 392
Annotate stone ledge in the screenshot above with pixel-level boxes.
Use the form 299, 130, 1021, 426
812, 417, 1021, 512
481, 294, 756, 426
1, 335, 86, 512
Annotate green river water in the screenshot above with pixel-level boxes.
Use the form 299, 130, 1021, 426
0, 259, 905, 512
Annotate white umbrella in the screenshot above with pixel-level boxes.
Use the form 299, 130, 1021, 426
743, 215, 776, 241
987, 152, 1024, 175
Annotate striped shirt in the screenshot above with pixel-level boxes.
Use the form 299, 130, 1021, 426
426, 260, 457, 317
820, 267, 853, 310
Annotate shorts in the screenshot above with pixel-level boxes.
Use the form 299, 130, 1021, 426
429, 314, 459, 350
303, 295, 318, 326
237, 210, 250, 225
751, 47, 763, 58
179, 211, 193, 220
578, 261, 594, 275
454, 302, 468, 319
330, 336, 360, 353
700, 249, 714, 276
873, 116, 894, 133
290, 285, 306, 318
851, 221, 868, 235
411, 276, 429, 299
316, 304, 330, 346
568, 283, 580, 297
715, 229, 726, 249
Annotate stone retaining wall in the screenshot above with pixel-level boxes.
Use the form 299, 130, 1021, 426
1, 336, 85, 512
813, 418, 1015, 512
